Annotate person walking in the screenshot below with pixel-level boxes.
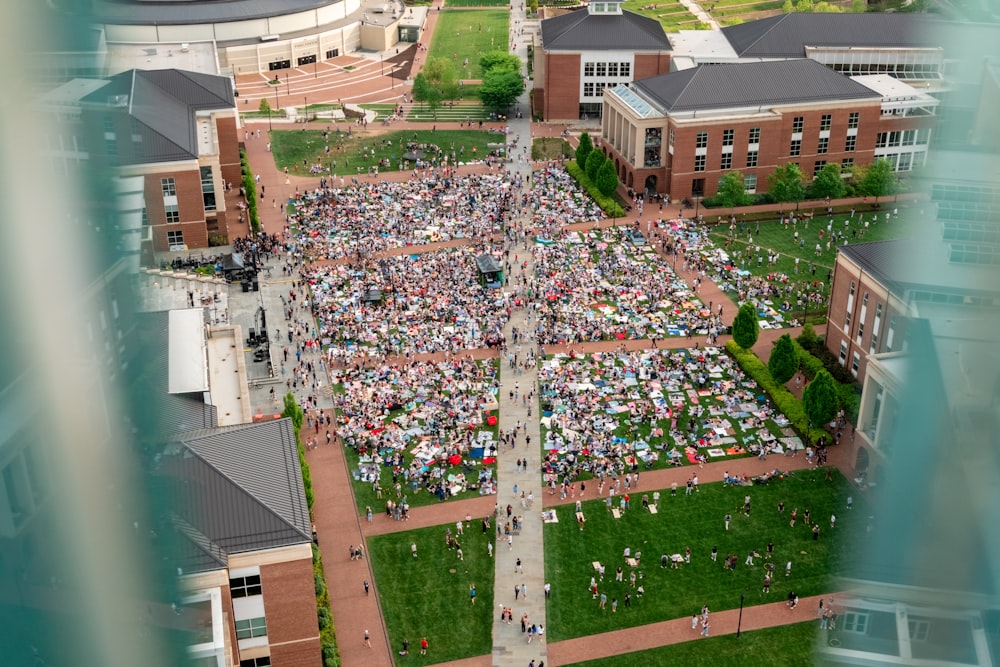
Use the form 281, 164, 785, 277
364, 629, 371, 648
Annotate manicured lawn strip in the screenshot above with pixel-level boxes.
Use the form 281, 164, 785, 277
368, 523, 495, 665
561, 620, 819, 667
269, 129, 503, 175
705, 210, 915, 318
544, 470, 863, 641
620, 0, 703, 30
427, 10, 511, 80
532, 137, 574, 160
445, 0, 510, 6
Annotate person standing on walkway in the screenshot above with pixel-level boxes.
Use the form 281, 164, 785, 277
364, 629, 371, 648
364, 580, 370, 596
700, 619, 710, 637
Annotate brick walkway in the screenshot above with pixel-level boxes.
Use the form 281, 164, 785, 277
237, 8, 862, 665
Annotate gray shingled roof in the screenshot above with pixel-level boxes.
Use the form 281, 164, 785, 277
83, 69, 234, 164
160, 419, 312, 573
94, 0, 337, 26
633, 59, 879, 113
840, 238, 1000, 297
722, 13, 938, 58
541, 9, 671, 52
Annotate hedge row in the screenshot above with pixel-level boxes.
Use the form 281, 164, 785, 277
791, 338, 861, 423
313, 544, 341, 666
726, 340, 828, 445
240, 148, 261, 232
565, 160, 625, 218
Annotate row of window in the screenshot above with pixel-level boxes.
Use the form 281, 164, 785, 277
582, 82, 611, 98
875, 129, 931, 148
791, 135, 856, 156
695, 150, 757, 171
583, 61, 631, 78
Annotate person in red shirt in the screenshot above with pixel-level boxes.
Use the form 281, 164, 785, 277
420, 637, 428, 655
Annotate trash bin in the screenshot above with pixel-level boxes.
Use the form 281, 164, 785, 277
252, 280, 260, 292
241, 280, 250, 293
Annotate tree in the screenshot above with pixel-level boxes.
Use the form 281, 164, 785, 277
803, 370, 839, 428
814, 1, 843, 10
479, 51, 522, 75
732, 303, 760, 350
420, 57, 459, 102
797, 0, 814, 10
595, 158, 619, 197
576, 132, 594, 169
797, 322, 819, 350
782, 0, 795, 11
715, 171, 751, 210
412, 73, 441, 110
809, 162, 846, 200
851, 0, 867, 11
528, 0, 538, 14
258, 98, 272, 115
282, 392, 304, 432
479, 68, 525, 112
855, 158, 897, 204
767, 163, 806, 209
769, 334, 800, 385
585, 149, 605, 182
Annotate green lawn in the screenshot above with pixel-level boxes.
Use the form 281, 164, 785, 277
563, 621, 820, 667
705, 208, 915, 321
445, 0, 510, 6
620, 0, 704, 31
532, 137, 574, 160
368, 523, 495, 665
544, 469, 863, 641
427, 10, 511, 80
268, 128, 504, 175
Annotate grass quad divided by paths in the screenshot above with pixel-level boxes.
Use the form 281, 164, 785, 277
561, 620, 818, 667
620, 0, 705, 31
269, 128, 505, 176
368, 522, 496, 665
428, 9, 511, 81
705, 207, 915, 319
543, 469, 863, 641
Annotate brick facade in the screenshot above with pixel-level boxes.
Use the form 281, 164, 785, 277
261, 557, 321, 655
603, 95, 934, 201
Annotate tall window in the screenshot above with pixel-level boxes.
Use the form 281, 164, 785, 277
820, 114, 832, 131
841, 158, 854, 175
870, 303, 883, 354
201, 166, 216, 212
886, 315, 896, 351
161, 177, 176, 197
583, 83, 595, 97
744, 173, 757, 192
620, 62, 630, 77
668, 128, 675, 150
845, 135, 856, 152
839, 340, 848, 365
230, 574, 263, 598
584, 63, 595, 76
748, 127, 761, 144
876, 132, 888, 148
595, 62, 607, 76
694, 155, 706, 171
790, 139, 801, 156
165, 204, 180, 223
848, 112, 860, 129
166, 230, 184, 247
817, 137, 829, 154
746, 151, 758, 168
720, 152, 732, 170
722, 129, 734, 146
792, 116, 804, 133
607, 62, 618, 76
235, 617, 268, 640
696, 131, 708, 149
813, 160, 826, 177
851, 352, 861, 376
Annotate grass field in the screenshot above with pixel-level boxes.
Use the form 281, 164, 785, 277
544, 469, 863, 641
428, 10, 511, 80
532, 137, 574, 160
445, 0, 510, 6
269, 128, 504, 175
620, 0, 704, 31
563, 620, 820, 667
368, 523, 496, 665
705, 208, 914, 320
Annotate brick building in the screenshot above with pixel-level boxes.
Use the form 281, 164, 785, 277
77, 69, 241, 253
534, 0, 671, 121
600, 59, 938, 199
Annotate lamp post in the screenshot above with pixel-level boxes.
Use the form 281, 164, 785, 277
267, 104, 272, 132
274, 86, 279, 117
304, 95, 308, 123
381, 53, 385, 77
736, 593, 745, 638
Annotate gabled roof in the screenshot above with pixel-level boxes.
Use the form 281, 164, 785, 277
721, 13, 938, 58
160, 419, 312, 573
82, 69, 234, 164
541, 9, 671, 52
633, 59, 879, 113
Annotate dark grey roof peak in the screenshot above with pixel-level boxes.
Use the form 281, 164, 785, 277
722, 13, 938, 58
160, 418, 311, 573
541, 8, 671, 52
633, 59, 879, 113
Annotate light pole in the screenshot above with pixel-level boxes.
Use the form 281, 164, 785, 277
736, 593, 745, 638
381, 54, 384, 77
267, 104, 272, 132
274, 86, 279, 116
304, 95, 308, 123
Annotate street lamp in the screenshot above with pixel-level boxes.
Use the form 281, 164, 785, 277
267, 104, 272, 132
736, 593, 745, 638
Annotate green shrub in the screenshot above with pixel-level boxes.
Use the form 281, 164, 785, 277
565, 161, 625, 217
317, 606, 332, 631
315, 571, 327, 598
797, 323, 819, 350
726, 341, 828, 445
240, 148, 261, 232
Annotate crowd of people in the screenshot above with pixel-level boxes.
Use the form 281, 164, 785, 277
333, 356, 501, 500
